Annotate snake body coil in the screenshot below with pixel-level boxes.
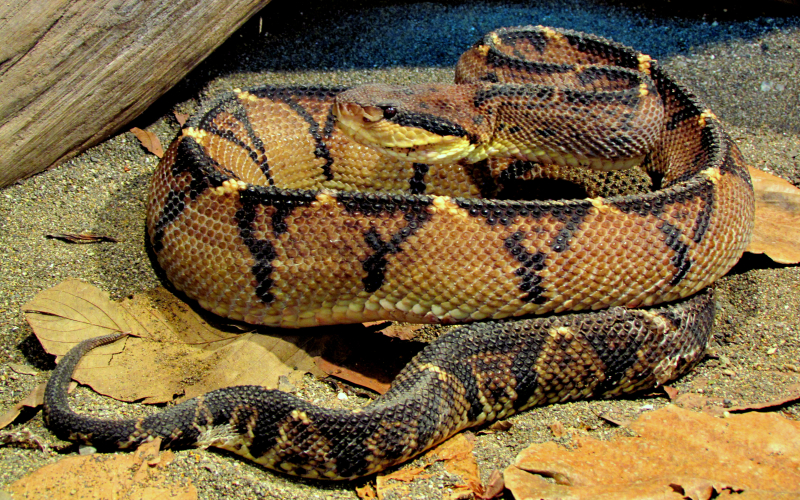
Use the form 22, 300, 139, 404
45, 26, 754, 479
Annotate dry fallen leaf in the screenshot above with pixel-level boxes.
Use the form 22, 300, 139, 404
505, 404, 800, 500
174, 111, 189, 127
428, 432, 483, 496
7, 438, 197, 499
727, 383, 800, 413
316, 357, 392, 394
8, 363, 38, 376
24, 279, 428, 406
0, 428, 48, 451
45, 232, 118, 243
548, 420, 567, 438
130, 126, 164, 158
480, 470, 505, 499
314, 328, 424, 395
0, 383, 46, 430
376, 466, 429, 500
356, 484, 378, 500
746, 166, 800, 264
24, 280, 327, 404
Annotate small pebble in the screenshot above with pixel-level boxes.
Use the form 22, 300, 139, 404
78, 445, 97, 456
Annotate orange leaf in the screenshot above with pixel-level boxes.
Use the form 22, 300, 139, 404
505, 405, 800, 500
746, 166, 800, 264
315, 357, 391, 394
174, 111, 189, 127
428, 433, 482, 496
7, 438, 196, 499
131, 126, 164, 158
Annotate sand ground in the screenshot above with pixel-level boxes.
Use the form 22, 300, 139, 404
1, 1, 798, 498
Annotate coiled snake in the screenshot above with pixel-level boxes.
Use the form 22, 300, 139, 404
45, 26, 754, 479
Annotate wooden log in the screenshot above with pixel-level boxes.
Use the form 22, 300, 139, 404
0, 0, 271, 188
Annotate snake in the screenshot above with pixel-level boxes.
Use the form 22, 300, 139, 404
44, 26, 754, 480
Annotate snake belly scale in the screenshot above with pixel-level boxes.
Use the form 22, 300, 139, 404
44, 26, 754, 479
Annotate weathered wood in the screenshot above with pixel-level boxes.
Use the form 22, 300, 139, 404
0, 0, 271, 188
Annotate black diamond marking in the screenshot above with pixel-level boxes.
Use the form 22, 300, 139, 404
151, 137, 227, 253
497, 160, 535, 183
611, 192, 664, 218
199, 96, 273, 184
660, 290, 716, 348
692, 181, 715, 244
409, 163, 430, 195
339, 192, 431, 293
504, 231, 547, 304
720, 137, 752, 185
474, 85, 555, 109
360, 205, 431, 293
581, 312, 651, 395
248, 86, 339, 181
660, 221, 693, 286
234, 186, 315, 303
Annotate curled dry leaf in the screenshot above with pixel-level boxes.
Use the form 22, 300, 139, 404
130, 126, 164, 158
45, 233, 118, 243
174, 111, 189, 127
480, 470, 505, 500
0, 382, 46, 430
355, 484, 377, 500
746, 166, 800, 264
7, 438, 197, 499
427, 432, 482, 496
505, 405, 800, 500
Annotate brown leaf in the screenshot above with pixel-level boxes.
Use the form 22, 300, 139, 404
479, 470, 505, 499
662, 385, 680, 401
548, 420, 567, 438
672, 392, 729, 415
173, 111, 189, 127
479, 420, 513, 434
45, 232, 118, 243
746, 166, 800, 264
130, 126, 164, 158
7, 438, 196, 499
597, 412, 630, 427
316, 357, 391, 394
727, 383, 800, 413
375, 322, 428, 341
24, 280, 327, 404
356, 484, 377, 500
8, 363, 38, 376
380, 465, 432, 483
505, 405, 800, 500
0, 382, 46, 430
313, 327, 424, 395
0, 428, 48, 451
428, 432, 482, 496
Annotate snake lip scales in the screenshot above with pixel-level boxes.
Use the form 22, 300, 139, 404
44, 25, 754, 480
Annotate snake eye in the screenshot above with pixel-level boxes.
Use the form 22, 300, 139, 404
382, 106, 397, 119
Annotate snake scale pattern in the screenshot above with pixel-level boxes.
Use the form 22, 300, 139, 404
45, 26, 754, 479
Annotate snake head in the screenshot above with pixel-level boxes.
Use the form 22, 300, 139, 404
334, 83, 492, 164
